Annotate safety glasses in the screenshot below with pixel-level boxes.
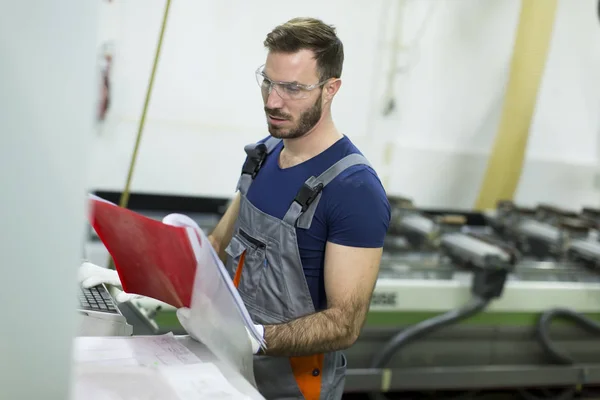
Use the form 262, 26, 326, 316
255, 64, 329, 100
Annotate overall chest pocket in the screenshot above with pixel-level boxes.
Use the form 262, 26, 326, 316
225, 229, 267, 298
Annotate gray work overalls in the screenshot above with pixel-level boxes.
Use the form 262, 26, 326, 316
224, 137, 371, 400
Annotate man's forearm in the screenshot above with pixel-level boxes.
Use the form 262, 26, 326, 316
262, 308, 359, 357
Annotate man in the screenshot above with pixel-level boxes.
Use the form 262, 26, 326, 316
81, 17, 391, 400
205, 17, 391, 400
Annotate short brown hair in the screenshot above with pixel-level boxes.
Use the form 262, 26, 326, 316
263, 17, 344, 81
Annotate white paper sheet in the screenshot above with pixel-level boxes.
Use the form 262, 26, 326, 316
184, 226, 258, 385
72, 364, 179, 400
161, 363, 253, 400
73, 333, 201, 367
71, 362, 251, 400
185, 226, 264, 346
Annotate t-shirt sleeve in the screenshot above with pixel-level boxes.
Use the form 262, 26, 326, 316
326, 167, 392, 248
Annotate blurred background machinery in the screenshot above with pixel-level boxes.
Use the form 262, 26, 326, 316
84, 191, 600, 399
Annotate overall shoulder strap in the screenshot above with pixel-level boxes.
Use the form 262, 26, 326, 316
283, 153, 372, 227
237, 137, 282, 195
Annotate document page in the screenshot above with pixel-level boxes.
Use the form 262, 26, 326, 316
72, 362, 251, 400
184, 226, 257, 385
72, 364, 179, 400
73, 333, 201, 367
72, 335, 254, 399
161, 363, 253, 400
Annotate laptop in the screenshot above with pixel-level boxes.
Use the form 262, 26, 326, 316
77, 283, 133, 337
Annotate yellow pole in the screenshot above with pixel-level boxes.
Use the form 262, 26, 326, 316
119, 0, 172, 209
474, 0, 558, 210
105, 0, 171, 270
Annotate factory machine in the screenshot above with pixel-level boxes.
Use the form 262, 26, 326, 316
345, 199, 600, 398
84, 193, 600, 398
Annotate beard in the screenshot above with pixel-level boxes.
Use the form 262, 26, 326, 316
265, 97, 322, 139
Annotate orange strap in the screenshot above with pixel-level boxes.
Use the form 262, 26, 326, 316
289, 354, 324, 400
232, 250, 246, 288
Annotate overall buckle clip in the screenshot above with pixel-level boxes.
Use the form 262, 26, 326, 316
241, 143, 268, 178
294, 181, 324, 212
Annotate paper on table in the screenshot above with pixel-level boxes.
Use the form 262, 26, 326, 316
71, 362, 251, 400
72, 364, 179, 400
161, 363, 253, 400
73, 333, 201, 367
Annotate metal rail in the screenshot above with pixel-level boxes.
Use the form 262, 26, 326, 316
344, 364, 600, 392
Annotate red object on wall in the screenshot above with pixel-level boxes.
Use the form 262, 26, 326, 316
97, 53, 112, 121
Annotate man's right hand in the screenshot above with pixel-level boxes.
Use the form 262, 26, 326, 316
78, 261, 147, 303
78, 261, 122, 288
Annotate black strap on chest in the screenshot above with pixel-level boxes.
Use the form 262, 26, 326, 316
237, 137, 282, 195
294, 178, 324, 212
241, 137, 282, 178
241, 143, 268, 179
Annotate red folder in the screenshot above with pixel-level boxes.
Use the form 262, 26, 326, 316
88, 198, 198, 308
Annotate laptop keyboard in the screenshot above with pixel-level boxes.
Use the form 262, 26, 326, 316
79, 285, 119, 314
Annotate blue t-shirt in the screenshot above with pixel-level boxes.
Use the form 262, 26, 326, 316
244, 135, 391, 311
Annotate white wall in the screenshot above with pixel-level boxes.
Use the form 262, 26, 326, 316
0, 2, 98, 399
89, 0, 600, 210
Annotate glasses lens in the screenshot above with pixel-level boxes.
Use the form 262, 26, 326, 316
255, 71, 266, 89
278, 83, 306, 100
256, 71, 273, 97
255, 66, 309, 100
